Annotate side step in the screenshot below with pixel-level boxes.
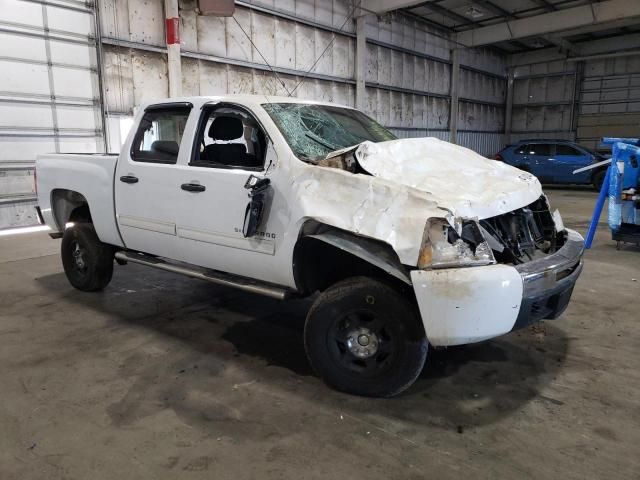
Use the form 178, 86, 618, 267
114, 251, 292, 300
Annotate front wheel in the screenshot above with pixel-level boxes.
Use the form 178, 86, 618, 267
304, 277, 428, 397
61, 223, 115, 291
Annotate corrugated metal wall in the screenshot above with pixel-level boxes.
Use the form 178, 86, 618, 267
577, 55, 640, 151
99, 0, 506, 156
0, 0, 103, 228
0, 0, 509, 228
510, 60, 578, 144
508, 52, 640, 151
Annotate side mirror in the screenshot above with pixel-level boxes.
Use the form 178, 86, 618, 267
242, 175, 271, 238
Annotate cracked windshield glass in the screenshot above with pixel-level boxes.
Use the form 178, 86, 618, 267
262, 103, 396, 162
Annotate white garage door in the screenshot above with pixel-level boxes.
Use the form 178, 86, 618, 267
0, 0, 104, 228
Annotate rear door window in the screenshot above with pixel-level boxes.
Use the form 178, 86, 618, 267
555, 144, 582, 156
527, 143, 552, 156
131, 106, 191, 164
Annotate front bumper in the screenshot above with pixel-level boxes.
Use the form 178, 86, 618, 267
512, 229, 584, 330
410, 229, 584, 347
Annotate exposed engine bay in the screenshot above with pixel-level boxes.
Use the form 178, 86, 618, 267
480, 196, 564, 264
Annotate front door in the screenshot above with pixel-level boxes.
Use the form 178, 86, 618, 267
525, 143, 554, 182
173, 103, 290, 286
114, 103, 193, 260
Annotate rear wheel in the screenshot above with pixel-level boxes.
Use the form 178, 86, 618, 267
61, 223, 114, 291
304, 276, 427, 397
593, 170, 606, 191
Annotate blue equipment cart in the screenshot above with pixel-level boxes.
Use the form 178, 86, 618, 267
584, 137, 640, 249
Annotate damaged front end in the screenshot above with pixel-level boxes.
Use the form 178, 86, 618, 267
479, 196, 563, 265
418, 196, 564, 271
418, 218, 496, 269
411, 194, 583, 347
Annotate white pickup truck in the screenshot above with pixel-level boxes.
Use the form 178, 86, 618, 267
36, 95, 584, 397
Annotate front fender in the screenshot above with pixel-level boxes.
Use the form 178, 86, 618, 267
306, 229, 411, 285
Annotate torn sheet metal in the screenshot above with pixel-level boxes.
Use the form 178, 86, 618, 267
354, 138, 543, 219
290, 165, 444, 266
306, 230, 411, 284
288, 137, 543, 267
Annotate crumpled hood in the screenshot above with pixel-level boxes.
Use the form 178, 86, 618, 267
353, 137, 543, 219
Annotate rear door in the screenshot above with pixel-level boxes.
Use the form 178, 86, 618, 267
512, 144, 532, 169
114, 103, 193, 260
552, 144, 591, 183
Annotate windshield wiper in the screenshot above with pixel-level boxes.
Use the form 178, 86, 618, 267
304, 132, 339, 151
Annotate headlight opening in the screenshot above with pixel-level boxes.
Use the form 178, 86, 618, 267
419, 219, 496, 269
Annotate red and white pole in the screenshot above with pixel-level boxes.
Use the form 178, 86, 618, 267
164, 0, 182, 98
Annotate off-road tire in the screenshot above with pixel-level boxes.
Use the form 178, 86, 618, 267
304, 276, 428, 397
61, 223, 114, 292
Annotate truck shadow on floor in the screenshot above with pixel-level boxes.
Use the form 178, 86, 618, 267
36, 264, 569, 433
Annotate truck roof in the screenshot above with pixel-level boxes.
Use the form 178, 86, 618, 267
141, 94, 355, 111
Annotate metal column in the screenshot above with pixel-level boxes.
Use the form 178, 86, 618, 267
503, 67, 514, 147
449, 48, 460, 144
355, 13, 367, 111
164, 0, 182, 98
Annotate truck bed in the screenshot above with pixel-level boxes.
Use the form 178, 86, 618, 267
36, 153, 123, 247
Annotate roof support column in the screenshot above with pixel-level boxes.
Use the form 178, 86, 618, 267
355, 12, 368, 111
449, 48, 460, 144
569, 61, 584, 136
165, 0, 182, 98
503, 67, 514, 147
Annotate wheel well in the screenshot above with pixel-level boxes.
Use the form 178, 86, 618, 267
51, 189, 92, 230
293, 222, 411, 296
591, 167, 607, 182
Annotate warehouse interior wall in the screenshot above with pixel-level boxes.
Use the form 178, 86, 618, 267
3, 0, 639, 230
0, 0, 104, 228
507, 46, 640, 152
98, 0, 507, 157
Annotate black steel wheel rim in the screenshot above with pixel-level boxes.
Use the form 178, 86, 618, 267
327, 309, 400, 376
70, 240, 88, 275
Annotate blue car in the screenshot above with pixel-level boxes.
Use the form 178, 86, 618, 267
495, 140, 608, 190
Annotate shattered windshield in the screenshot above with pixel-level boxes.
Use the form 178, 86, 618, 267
262, 103, 396, 161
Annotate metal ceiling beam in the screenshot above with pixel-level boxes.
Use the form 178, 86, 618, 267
457, 0, 640, 47
531, 0, 557, 12
363, 0, 432, 14
509, 32, 640, 66
472, 0, 515, 19
418, 1, 478, 26
541, 34, 580, 55
399, 9, 455, 33
433, 0, 579, 32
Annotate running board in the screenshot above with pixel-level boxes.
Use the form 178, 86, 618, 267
114, 251, 292, 300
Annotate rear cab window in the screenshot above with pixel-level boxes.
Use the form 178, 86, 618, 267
131, 104, 192, 164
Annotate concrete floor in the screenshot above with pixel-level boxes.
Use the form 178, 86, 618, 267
1, 189, 639, 479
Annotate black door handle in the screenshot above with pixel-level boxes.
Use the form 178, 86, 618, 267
120, 175, 138, 184
181, 183, 206, 192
